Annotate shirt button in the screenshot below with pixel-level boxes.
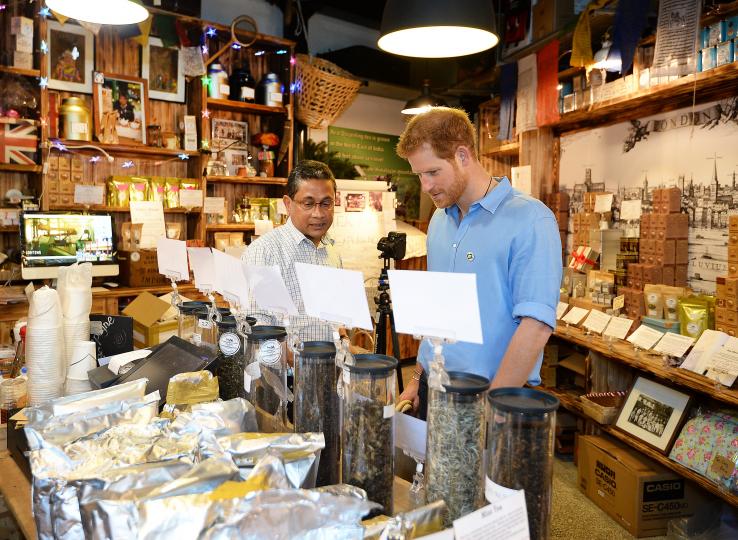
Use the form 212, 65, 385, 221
452, 243, 457, 248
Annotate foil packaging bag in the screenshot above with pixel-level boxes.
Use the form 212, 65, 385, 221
363, 500, 447, 540
187, 397, 258, 438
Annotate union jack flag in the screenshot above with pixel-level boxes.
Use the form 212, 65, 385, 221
0, 119, 38, 165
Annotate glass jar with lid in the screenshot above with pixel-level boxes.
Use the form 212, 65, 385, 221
215, 316, 247, 400
177, 301, 207, 341
294, 341, 338, 486
341, 353, 397, 515
245, 325, 288, 430
425, 371, 489, 524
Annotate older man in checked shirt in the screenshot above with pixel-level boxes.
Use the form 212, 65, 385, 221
242, 160, 342, 342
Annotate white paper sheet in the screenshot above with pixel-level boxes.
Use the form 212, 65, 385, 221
511, 165, 532, 195
582, 310, 611, 334
454, 491, 530, 540
187, 247, 215, 291
626, 325, 664, 350
703, 336, 738, 381
74, 184, 104, 205
556, 302, 569, 320
620, 200, 642, 221
254, 219, 273, 236
156, 238, 189, 281
107, 349, 152, 374
562, 306, 589, 326
244, 264, 298, 316
387, 270, 483, 343
129, 201, 165, 249
179, 189, 203, 209
603, 317, 634, 340
613, 294, 625, 310
204, 196, 225, 214
594, 193, 614, 213
212, 248, 250, 307
394, 412, 427, 461
653, 333, 695, 358
294, 262, 372, 330
681, 329, 729, 374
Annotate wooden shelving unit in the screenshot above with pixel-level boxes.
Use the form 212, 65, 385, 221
482, 142, 520, 158
48, 205, 196, 214
205, 175, 287, 186
205, 223, 255, 232
0, 65, 40, 78
0, 163, 42, 173
206, 98, 287, 116
0, 225, 19, 233
53, 140, 200, 158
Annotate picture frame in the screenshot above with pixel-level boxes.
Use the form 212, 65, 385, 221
345, 192, 368, 212
93, 73, 149, 145
46, 20, 94, 93
222, 148, 252, 177
615, 376, 692, 453
141, 37, 185, 103
211, 118, 249, 151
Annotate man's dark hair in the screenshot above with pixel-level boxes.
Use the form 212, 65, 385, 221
287, 160, 336, 199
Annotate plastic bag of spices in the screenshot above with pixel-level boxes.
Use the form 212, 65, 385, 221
679, 296, 710, 339
165, 177, 181, 208
661, 286, 686, 322
107, 177, 130, 207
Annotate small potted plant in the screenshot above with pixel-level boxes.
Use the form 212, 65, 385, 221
251, 132, 280, 177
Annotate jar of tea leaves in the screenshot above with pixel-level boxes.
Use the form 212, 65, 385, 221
177, 301, 207, 341
245, 325, 288, 430
487, 388, 559, 540
216, 316, 247, 400
425, 371, 489, 524
341, 353, 397, 516
294, 341, 339, 486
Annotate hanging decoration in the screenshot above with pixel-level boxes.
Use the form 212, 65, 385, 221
498, 63, 517, 141
536, 39, 560, 126
609, 0, 650, 74
515, 54, 537, 133
570, 0, 610, 67
132, 14, 153, 47
39, 6, 52, 18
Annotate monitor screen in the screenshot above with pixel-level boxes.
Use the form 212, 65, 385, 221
21, 213, 117, 277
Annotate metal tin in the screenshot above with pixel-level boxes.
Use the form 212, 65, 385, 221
59, 97, 92, 141
256, 73, 283, 107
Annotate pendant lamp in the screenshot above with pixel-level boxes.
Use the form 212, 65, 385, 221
45, 0, 149, 25
401, 80, 447, 115
379, 0, 498, 58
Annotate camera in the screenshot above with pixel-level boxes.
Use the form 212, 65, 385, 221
377, 231, 406, 261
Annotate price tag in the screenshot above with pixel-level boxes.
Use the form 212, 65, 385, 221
613, 295, 625, 310
603, 317, 634, 340
270, 92, 283, 103
627, 325, 664, 350
594, 193, 613, 213
198, 318, 212, 329
204, 196, 225, 214
582, 310, 611, 334
219, 84, 230, 96
620, 199, 642, 221
556, 302, 569, 320
653, 333, 695, 358
179, 189, 203, 209
74, 185, 104, 205
562, 306, 589, 326
241, 87, 255, 100
454, 491, 529, 540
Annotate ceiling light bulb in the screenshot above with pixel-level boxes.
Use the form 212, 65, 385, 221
46, 0, 148, 25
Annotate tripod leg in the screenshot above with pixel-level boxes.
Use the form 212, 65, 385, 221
388, 310, 404, 393
375, 311, 387, 356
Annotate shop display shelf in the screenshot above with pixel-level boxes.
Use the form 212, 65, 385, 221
52, 140, 200, 159
205, 223, 256, 232
205, 175, 287, 186
0, 163, 42, 173
48, 205, 195, 214
482, 141, 519, 158
0, 65, 40, 78
0, 225, 19, 233
206, 98, 287, 115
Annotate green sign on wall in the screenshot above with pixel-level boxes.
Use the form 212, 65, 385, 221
328, 126, 420, 219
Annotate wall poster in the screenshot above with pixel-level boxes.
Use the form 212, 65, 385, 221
559, 96, 738, 294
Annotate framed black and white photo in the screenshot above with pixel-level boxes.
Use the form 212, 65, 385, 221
141, 37, 185, 103
211, 118, 248, 151
46, 20, 94, 93
615, 377, 692, 453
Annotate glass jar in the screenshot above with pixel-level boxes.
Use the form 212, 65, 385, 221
178, 301, 207, 341
294, 341, 338, 486
487, 388, 559, 540
208, 63, 230, 99
256, 72, 283, 107
216, 316, 247, 400
341, 353, 397, 515
425, 371, 489, 524
229, 64, 255, 102
1, 377, 27, 424
246, 325, 288, 429
193, 308, 218, 347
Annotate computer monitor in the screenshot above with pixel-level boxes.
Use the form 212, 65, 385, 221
20, 212, 119, 280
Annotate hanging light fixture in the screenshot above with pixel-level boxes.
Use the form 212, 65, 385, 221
401, 80, 448, 115
592, 31, 622, 72
45, 0, 149, 25
379, 0, 498, 58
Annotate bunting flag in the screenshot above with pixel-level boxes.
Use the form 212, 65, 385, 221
155, 14, 179, 48
570, 0, 611, 67
610, 0, 650, 74
536, 39, 560, 126
498, 63, 517, 141
50, 10, 69, 25
515, 54, 538, 133
78, 21, 102, 36
132, 14, 153, 46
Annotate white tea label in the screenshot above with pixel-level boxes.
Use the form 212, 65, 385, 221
198, 318, 212, 329
258, 339, 282, 366
218, 332, 241, 356
270, 92, 283, 103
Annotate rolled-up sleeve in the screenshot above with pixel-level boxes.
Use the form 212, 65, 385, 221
508, 214, 562, 330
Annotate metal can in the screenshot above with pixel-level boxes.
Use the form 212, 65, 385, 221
59, 97, 92, 141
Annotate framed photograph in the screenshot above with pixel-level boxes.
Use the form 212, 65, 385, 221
223, 148, 251, 176
93, 73, 149, 145
211, 118, 248, 151
141, 37, 185, 103
345, 192, 368, 212
369, 191, 383, 212
615, 377, 692, 453
46, 21, 94, 93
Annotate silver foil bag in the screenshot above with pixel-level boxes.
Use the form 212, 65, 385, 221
363, 500, 447, 540
188, 397, 258, 437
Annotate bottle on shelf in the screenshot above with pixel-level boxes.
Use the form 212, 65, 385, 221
229, 64, 256, 103
208, 63, 230, 99
256, 72, 283, 107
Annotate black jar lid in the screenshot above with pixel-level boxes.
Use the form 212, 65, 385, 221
216, 315, 238, 329
249, 325, 287, 341
443, 371, 490, 395
300, 341, 336, 359
179, 301, 206, 314
346, 353, 398, 375
194, 307, 231, 320
487, 387, 559, 414
245, 316, 257, 327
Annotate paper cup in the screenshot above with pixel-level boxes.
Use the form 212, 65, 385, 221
67, 340, 97, 379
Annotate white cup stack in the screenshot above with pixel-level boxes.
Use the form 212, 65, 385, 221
64, 340, 97, 396
26, 287, 64, 405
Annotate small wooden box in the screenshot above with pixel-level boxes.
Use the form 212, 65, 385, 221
675, 239, 689, 264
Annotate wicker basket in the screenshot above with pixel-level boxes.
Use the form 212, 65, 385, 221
294, 54, 362, 129
580, 394, 624, 425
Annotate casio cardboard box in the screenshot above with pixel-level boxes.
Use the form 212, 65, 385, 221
577, 435, 706, 537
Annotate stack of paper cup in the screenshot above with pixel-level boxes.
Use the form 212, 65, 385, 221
26, 287, 64, 405
64, 340, 96, 396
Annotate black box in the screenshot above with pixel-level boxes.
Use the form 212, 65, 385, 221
90, 315, 134, 360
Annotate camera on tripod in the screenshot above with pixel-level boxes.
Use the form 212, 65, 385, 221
377, 231, 407, 261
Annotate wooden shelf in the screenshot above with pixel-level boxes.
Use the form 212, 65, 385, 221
206, 98, 287, 115
205, 223, 255, 232
554, 323, 738, 408
0, 225, 19, 233
48, 205, 196, 214
0, 65, 40, 78
482, 142, 520, 158
551, 63, 738, 133
206, 175, 287, 186
537, 386, 584, 415
52, 140, 200, 158
0, 163, 42, 173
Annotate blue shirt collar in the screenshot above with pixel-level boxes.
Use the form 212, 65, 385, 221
444, 176, 512, 219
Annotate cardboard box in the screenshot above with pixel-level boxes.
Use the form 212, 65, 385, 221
662, 265, 675, 286
675, 264, 688, 287
675, 239, 689, 265
12, 50, 33, 70
117, 249, 169, 287
578, 435, 704, 537
122, 292, 177, 349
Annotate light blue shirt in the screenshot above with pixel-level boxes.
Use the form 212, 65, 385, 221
417, 177, 562, 385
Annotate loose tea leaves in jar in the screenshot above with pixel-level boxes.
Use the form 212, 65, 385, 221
216, 316, 246, 400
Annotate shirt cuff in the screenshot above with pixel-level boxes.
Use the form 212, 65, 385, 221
512, 301, 556, 330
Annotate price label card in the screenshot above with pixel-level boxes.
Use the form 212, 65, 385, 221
454, 491, 530, 540
653, 333, 695, 358
562, 306, 589, 326
180, 189, 203, 209
156, 237, 189, 281
582, 310, 611, 334
707, 338, 738, 377
594, 193, 614, 213
188, 247, 215, 291
244, 264, 298, 316
627, 325, 664, 350
613, 295, 625, 310
74, 185, 104, 205
204, 196, 225, 214
620, 199, 642, 221
130, 201, 165, 249
212, 248, 250, 307
556, 302, 569, 320
603, 317, 634, 340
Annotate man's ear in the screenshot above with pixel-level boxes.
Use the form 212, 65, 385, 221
283, 194, 292, 215
456, 145, 472, 166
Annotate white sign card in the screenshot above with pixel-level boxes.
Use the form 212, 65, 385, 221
603, 317, 634, 340
582, 310, 611, 334
454, 491, 530, 540
179, 189, 203, 209
653, 333, 695, 358
387, 270, 483, 343
594, 193, 614, 213
294, 262, 373, 330
706, 337, 738, 379
156, 238, 189, 281
556, 302, 569, 320
394, 411, 427, 461
561, 306, 589, 326
626, 324, 665, 350
613, 294, 625, 310
212, 248, 250, 307
681, 329, 730, 374
74, 184, 104, 205
254, 219, 273, 236
511, 165, 532, 195
187, 247, 215, 291
204, 196, 226, 214
620, 199, 642, 221
129, 201, 165, 249
244, 264, 298, 316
